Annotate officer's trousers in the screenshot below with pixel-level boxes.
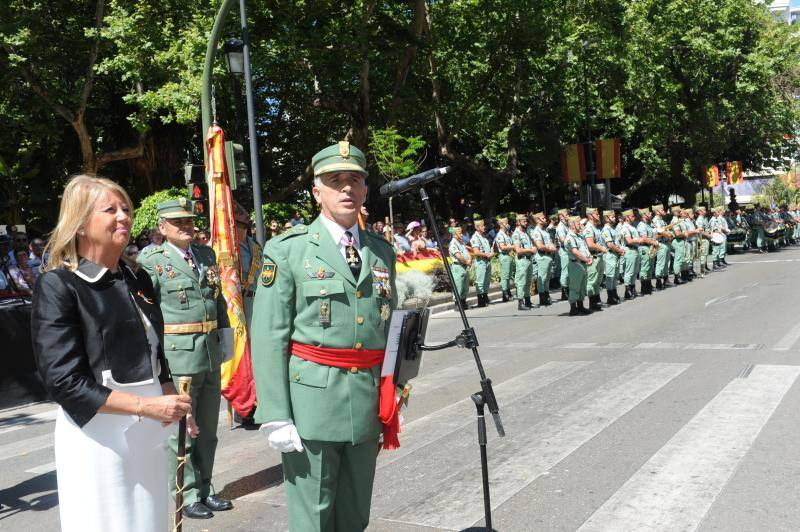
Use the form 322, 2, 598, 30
637, 247, 652, 280
567, 260, 587, 303
586, 254, 604, 296
699, 239, 710, 270
558, 248, 569, 288
720, 236, 728, 258
474, 258, 491, 295
672, 239, 686, 274
603, 252, 618, 290
283, 437, 379, 532
685, 240, 696, 268
535, 253, 553, 296
514, 256, 533, 299
623, 248, 639, 285
169, 369, 221, 504
451, 263, 470, 300
711, 242, 722, 262
498, 254, 512, 291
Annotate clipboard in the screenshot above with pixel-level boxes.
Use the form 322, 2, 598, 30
381, 308, 430, 385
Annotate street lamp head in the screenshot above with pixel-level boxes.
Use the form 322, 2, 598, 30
223, 38, 245, 75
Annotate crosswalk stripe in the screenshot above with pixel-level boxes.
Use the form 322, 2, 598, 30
0, 409, 58, 436
240, 360, 594, 503
578, 364, 800, 532
409, 358, 503, 395
774, 319, 800, 351
378, 362, 689, 530
25, 461, 56, 475
0, 432, 54, 462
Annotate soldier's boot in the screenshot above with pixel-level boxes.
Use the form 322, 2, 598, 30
589, 294, 603, 310
655, 278, 663, 291
561, 287, 569, 301
501, 290, 510, 302
722, 257, 729, 265
649, 279, 656, 293
624, 286, 634, 300
539, 293, 547, 307
639, 281, 648, 295
606, 290, 619, 305
525, 296, 538, 309
613, 287, 622, 303
461, 298, 470, 310
485, 293, 492, 305
518, 299, 530, 311
476, 293, 487, 308
569, 302, 579, 316
631, 283, 639, 297
682, 270, 691, 282
662, 276, 671, 287
673, 274, 683, 285
577, 300, 592, 315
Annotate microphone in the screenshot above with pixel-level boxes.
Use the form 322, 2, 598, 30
379, 167, 452, 198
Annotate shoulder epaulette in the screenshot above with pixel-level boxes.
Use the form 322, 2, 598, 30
141, 245, 165, 258
270, 224, 307, 244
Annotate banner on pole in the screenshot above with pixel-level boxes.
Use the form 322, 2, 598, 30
560, 143, 586, 183
705, 165, 720, 188
595, 138, 621, 179
726, 161, 742, 185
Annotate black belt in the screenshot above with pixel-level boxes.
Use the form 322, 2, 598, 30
244, 289, 255, 297
627, 245, 638, 249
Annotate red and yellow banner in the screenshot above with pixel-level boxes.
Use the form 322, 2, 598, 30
206, 125, 256, 417
560, 144, 586, 184
595, 138, 621, 179
726, 161, 742, 185
705, 165, 720, 188
395, 248, 443, 273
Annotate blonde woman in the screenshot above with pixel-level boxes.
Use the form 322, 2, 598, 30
31, 175, 197, 532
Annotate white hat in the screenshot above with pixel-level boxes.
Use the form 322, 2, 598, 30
405, 221, 421, 232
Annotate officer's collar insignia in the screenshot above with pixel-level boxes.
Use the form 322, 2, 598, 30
339, 141, 350, 159
261, 258, 277, 287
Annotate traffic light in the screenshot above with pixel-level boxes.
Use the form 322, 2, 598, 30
224, 141, 250, 191
184, 163, 208, 212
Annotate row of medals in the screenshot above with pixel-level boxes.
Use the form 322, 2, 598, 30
305, 261, 392, 326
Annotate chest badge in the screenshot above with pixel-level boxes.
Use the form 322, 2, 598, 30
319, 300, 330, 325
316, 267, 335, 279
155, 264, 163, 276
206, 265, 219, 287
380, 303, 391, 322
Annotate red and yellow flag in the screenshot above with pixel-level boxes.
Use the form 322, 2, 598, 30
560, 144, 586, 184
206, 125, 256, 416
595, 138, 621, 179
726, 161, 742, 185
705, 165, 720, 187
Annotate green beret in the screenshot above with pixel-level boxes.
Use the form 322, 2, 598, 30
312, 141, 367, 177
157, 198, 196, 219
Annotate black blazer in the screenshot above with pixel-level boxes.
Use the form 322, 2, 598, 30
31, 258, 171, 427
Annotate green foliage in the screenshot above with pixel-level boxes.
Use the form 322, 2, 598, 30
758, 177, 800, 208
260, 201, 316, 226
369, 128, 426, 182
132, 187, 184, 236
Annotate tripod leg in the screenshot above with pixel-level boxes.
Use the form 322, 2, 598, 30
471, 393, 492, 531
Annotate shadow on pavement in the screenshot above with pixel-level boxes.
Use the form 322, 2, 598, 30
0, 471, 58, 520
218, 463, 283, 501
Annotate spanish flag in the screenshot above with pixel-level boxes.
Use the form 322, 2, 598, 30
595, 138, 621, 179
560, 144, 586, 183
726, 161, 742, 185
705, 165, 720, 187
206, 125, 256, 417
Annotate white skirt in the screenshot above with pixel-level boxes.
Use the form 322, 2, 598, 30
55, 370, 173, 532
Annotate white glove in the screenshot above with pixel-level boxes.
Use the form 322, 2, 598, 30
259, 419, 303, 453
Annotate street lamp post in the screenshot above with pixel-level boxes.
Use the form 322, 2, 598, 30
223, 38, 245, 143
581, 38, 598, 208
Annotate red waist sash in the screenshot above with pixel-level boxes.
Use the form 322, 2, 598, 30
290, 341, 402, 449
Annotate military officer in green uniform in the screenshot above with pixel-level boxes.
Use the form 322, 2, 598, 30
684, 208, 698, 279
555, 209, 570, 300
470, 218, 494, 307
449, 225, 472, 309
582, 208, 607, 310
565, 216, 592, 316
710, 206, 727, 269
619, 209, 643, 299
651, 204, 672, 289
695, 206, 711, 277
251, 142, 398, 532
636, 208, 658, 295
138, 198, 234, 519
512, 214, 536, 310
530, 212, 556, 307
233, 201, 263, 327
492, 216, 514, 302
670, 206, 688, 284
601, 210, 623, 304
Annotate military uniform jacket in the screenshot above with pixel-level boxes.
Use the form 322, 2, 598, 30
601, 224, 618, 249
470, 232, 491, 261
449, 237, 470, 265
530, 225, 553, 255
636, 221, 654, 240
138, 243, 229, 375
565, 231, 589, 261
250, 216, 397, 443
685, 218, 698, 241
512, 227, 534, 256
619, 222, 640, 248
493, 230, 512, 254
696, 216, 709, 237
582, 224, 603, 256
555, 222, 569, 248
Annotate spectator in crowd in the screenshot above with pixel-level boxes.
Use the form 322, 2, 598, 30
8, 230, 29, 265
0, 234, 12, 292
135, 231, 151, 250
140, 227, 163, 252
29, 237, 46, 271
406, 221, 427, 251
283, 221, 293, 232
8, 249, 36, 295
123, 244, 140, 261
290, 210, 305, 226
372, 220, 385, 235
194, 229, 210, 246
393, 221, 412, 252
420, 224, 437, 249
268, 220, 281, 239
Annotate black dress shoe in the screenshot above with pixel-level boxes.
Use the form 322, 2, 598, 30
204, 495, 233, 511
183, 502, 213, 519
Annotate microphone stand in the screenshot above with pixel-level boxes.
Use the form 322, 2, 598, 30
415, 185, 505, 531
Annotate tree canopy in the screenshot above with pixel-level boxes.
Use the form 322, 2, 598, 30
2, 0, 799, 233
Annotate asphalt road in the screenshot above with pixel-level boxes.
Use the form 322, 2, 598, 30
2, 246, 800, 531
